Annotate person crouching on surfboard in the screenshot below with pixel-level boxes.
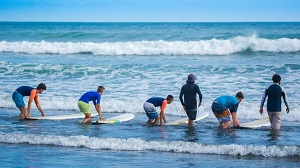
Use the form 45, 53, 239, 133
179, 74, 202, 127
12, 83, 47, 120
78, 86, 105, 123
143, 95, 174, 126
211, 92, 244, 129
259, 74, 290, 130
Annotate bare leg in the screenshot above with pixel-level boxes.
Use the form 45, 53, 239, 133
153, 117, 160, 125
222, 121, 231, 129
147, 119, 153, 124
82, 113, 91, 123
188, 119, 193, 127
219, 122, 224, 128
19, 107, 26, 120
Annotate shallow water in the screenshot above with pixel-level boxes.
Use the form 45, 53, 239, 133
0, 22, 300, 167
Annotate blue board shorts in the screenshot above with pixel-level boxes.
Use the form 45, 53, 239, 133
186, 109, 197, 120
12, 90, 25, 108
211, 102, 228, 114
211, 102, 231, 123
143, 102, 159, 119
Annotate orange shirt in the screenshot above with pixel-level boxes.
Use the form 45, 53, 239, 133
29, 89, 39, 104
160, 100, 167, 112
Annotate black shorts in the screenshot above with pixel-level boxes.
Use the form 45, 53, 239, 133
186, 109, 197, 120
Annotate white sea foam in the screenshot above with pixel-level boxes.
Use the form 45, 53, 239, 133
0, 133, 299, 157
1, 35, 300, 55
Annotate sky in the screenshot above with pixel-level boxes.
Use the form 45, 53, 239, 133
0, 0, 299, 22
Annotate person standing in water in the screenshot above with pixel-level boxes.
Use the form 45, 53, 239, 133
179, 74, 202, 126
260, 74, 290, 130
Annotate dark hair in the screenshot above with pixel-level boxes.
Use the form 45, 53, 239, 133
37, 83, 46, 90
97, 86, 105, 92
166, 95, 174, 100
272, 74, 281, 83
235, 92, 244, 99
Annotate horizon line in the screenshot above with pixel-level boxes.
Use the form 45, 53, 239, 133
1, 21, 300, 23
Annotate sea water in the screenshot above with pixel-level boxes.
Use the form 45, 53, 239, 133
0, 22, 299, 167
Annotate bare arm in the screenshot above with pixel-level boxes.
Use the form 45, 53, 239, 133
160, 111, 167, 126
95, 104, 104, 120
36, 103, 45, 117
231, 112, 240, 127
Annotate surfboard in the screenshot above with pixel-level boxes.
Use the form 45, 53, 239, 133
239, 117, 270, 128
92, 113, 135, 124
165, 112, 209, 125
26, 113, 98, 120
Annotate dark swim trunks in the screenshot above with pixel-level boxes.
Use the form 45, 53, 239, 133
186, 109, 197, 120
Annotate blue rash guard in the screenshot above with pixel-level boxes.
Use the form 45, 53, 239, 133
146, 97, 165, 107
16, 86, 35, 96
213, 96, 239, 113
260, 83, 289, 112
79, 91, 101, 105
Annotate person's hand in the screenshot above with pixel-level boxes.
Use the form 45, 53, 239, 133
42, 112, 46, 117
198, 102, 201, 107
234, 124, 240, 128
259, 108, 263, 115
286, 107, 290, 114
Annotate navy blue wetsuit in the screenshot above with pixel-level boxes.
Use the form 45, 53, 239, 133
260, 83, 289, 112
179, 83, 202, 111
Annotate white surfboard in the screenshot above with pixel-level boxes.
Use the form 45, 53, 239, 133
92, 113, 135, 124
165, 112, 209, 125
26, 113, 98, 120
239, 117, 270, 128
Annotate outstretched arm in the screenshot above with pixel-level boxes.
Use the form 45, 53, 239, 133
231, 112, 239, 127
160, 111, 167, 126
95, 104, 104, 120
36, 103, 45, 117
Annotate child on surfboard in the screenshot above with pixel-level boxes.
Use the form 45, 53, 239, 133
143, 95, 174, 126
78, 86, 105, 123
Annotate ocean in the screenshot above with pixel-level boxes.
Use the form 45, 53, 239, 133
0, 22, 299, 167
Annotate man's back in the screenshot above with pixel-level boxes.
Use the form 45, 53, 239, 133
179, 83, 202, 110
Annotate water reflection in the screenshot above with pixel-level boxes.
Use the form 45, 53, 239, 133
268, 129, 281, 141
183, 126, 199, 142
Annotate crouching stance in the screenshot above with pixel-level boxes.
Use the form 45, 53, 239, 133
211, 92, 244, 129
143, 95, 174, 126
78, 86, 105, 123
12, 83, 47, 120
